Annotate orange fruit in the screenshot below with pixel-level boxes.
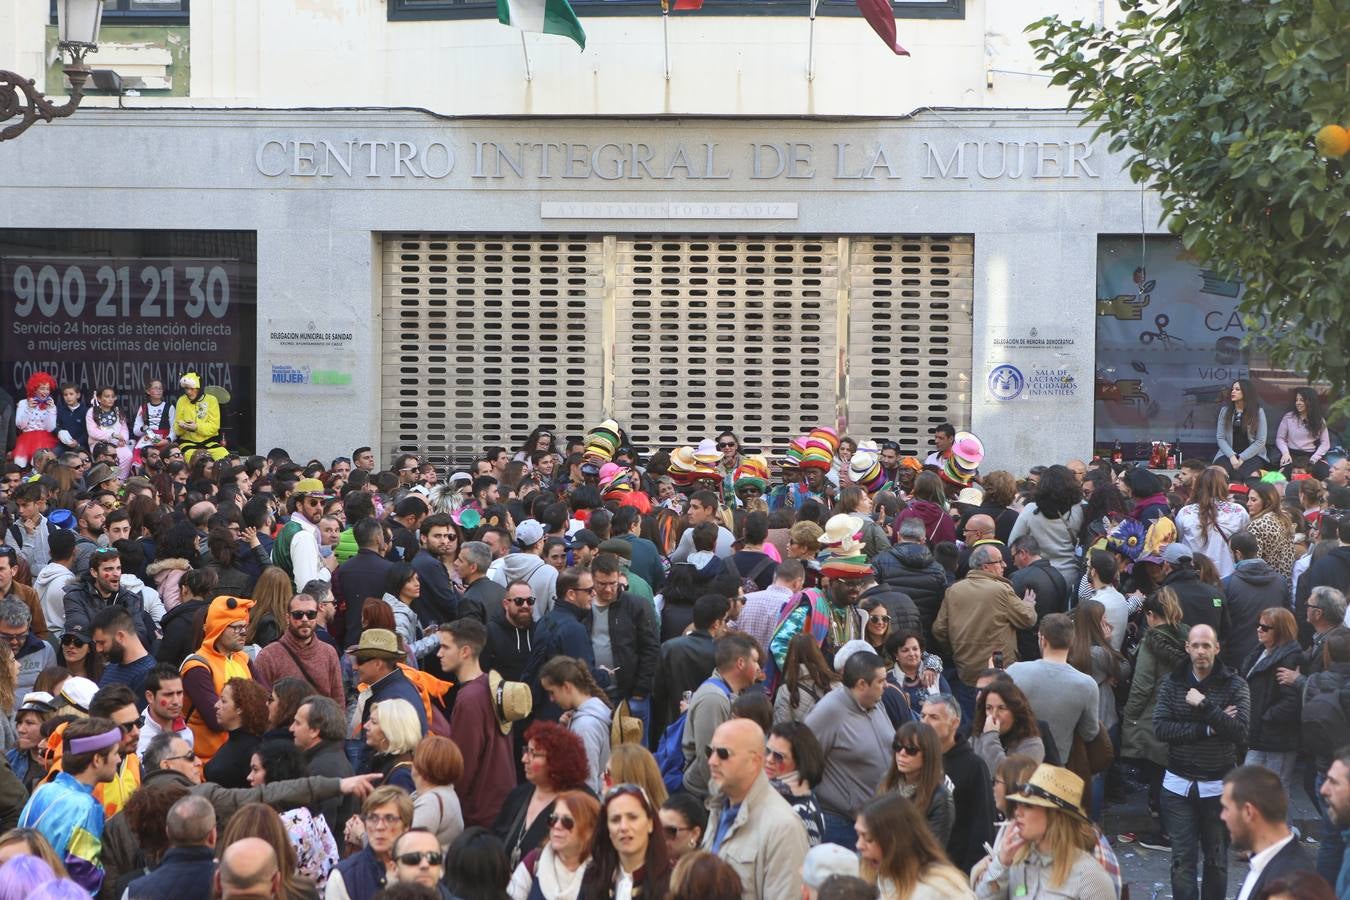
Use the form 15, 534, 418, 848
1315, 124, 1350, 158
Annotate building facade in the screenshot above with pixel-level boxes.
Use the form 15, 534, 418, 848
5, 0, 1214, 471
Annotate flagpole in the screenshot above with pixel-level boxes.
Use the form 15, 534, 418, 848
806, 7, 816, 81
520, 31, 533, 81
662, 8, 671, 80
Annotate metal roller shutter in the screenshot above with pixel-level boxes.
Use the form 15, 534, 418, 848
380, 232, 972, 466
613, 235, 840, 456
381, 234, 605, 468
847, 235, 974, 458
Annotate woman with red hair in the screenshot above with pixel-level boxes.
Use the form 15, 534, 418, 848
494, 720, 592, 869
13, 372, 58, 468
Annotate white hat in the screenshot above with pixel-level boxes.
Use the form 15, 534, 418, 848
515, 519, 546, 548
833, 639, 877, 673
60, 677, 99, 713
801, 843, 859, 888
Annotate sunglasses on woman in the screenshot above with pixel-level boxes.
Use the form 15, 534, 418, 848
548, 813, 575, 831
893, 742, 921, 755
60, 634, 87, 647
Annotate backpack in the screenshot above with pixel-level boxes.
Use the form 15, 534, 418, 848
653, 677, 732, 792
725, 554, 775, 597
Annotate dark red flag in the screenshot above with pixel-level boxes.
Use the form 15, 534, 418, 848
853, 0, 910, 55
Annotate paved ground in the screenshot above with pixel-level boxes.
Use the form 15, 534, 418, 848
1107, 767, 1325, 898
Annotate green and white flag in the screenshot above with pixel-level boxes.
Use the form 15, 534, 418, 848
497, 0, 586, 50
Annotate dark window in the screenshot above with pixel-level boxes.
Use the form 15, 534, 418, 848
51, 0, 190, 25
391, 0, 961, 21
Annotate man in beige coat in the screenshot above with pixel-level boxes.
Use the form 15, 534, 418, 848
703, 718, 810, 900
932, 543, 1037, 720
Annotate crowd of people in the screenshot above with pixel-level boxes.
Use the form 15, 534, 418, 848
0, 372, 1347, 900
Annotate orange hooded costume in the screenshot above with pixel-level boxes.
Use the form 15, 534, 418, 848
180, 595, 255, 762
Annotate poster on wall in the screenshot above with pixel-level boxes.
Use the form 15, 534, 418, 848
0, 232, 257, 452
1095, 236, 1306, 462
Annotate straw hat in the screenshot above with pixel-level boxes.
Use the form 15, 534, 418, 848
1005, 765, 1088, 818
488, 670, 533, 735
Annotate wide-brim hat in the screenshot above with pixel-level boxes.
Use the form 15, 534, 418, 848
848, 452, 886, 493
821, 514, 865, 549
782, 436, 808, 469
85, 463, 116, 488
818, 513, 870, 579
734, 455, 771, 493
954, 485, 985, 507
354, 628, 404, 661
800, 427, 839, 472
584, 419, 622, 464
295, 477, 333, 498
694, 438, 721, 466
488, 670, 532, 735
1006, 764, 1088, 818
951, 431, 985, 472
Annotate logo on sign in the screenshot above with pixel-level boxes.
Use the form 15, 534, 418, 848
988, 364, 1024, 401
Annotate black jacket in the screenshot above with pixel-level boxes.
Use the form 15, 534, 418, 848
871, 542, 947, 644
63, 574, 155, 649
1010, 558, 1069, 661
1221, 560, 1289, 669
411, 550, 460, 626
483, 612, 535, 683
1161, 568, 1232, 643
124, 845, 216, 900
1247, 839, 1315, 899
857, 584, 921, 639
334, 548, 395, 642
651, 630, 716, 748
592, 592, 660, 704
459, 576, 504, 624
523, 600, 602, 718
942, 741, 995, 873
1302, 660, 1350, 771
156, 598, 208, 666
1296, 546, 1350, 645
1153, 660, 1250, 781
305, 739, 356, 840
202, 729, 261, 790
1240, 640, 1303, 753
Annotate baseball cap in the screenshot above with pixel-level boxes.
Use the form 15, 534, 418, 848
515, 519, 545, 548
1161, 542, 1193, 566
802, 844, 859, 889
449, 472, 472, 486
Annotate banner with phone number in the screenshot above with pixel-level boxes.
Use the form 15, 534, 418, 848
1, 256, 246, 403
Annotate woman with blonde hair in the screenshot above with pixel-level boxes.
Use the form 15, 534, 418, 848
246, 566, 295, 647
1119, 588, 1188, 848
364, 698, 421, 793
975, 765, 1114, 898
1175, 466, 1249, 579
855, 792, 972, 899
1244, 482, 1297, 578
0, 827, 68, 875
880, 721, 954, 844
601, 743, 668, 808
